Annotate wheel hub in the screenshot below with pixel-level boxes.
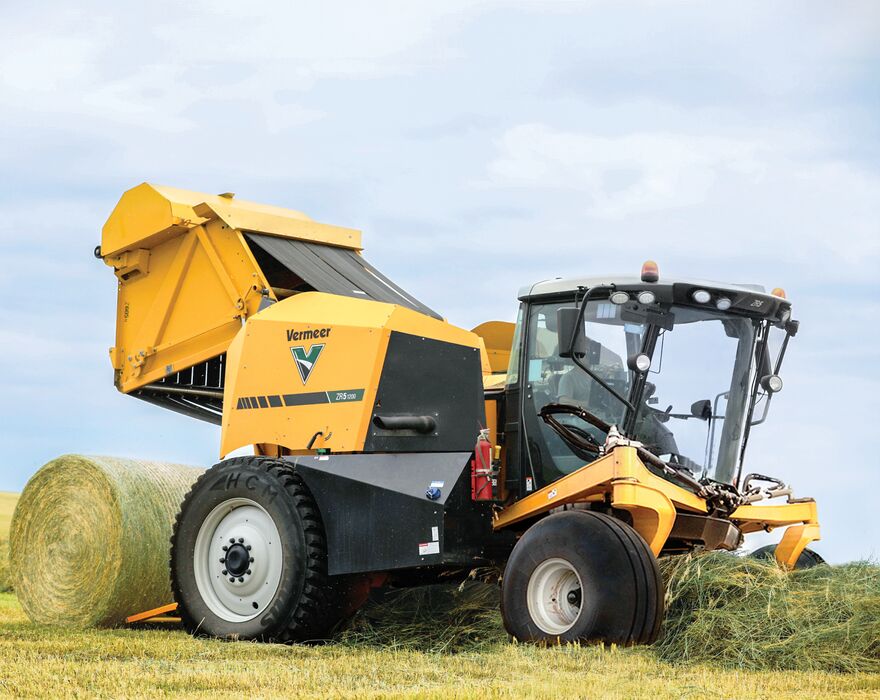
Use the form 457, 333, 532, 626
223, 542, 251, 577
526, 557, 584, 635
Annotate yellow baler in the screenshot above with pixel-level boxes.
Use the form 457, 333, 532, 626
98, 184, 822, 646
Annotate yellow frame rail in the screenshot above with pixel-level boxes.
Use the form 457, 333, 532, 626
493, 446, 820, 567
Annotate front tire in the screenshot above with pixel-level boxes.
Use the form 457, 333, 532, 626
750, 544, 826, 569
501, 510, 664, 645
170, 456, 344, 641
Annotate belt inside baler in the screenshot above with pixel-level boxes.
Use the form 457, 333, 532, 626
245, 233, 441, 320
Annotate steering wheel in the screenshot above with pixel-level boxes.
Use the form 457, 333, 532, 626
560, 422, 601, 447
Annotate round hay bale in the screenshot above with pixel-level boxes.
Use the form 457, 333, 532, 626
9, 455, 204, 627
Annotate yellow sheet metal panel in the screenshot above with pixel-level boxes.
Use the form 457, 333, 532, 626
775, 523, 821, 569
109, 221, 269, 393
730, 500, 819, 534
220, 292, 484, 457
492, 446, 707, 531
102, 183, 361, 258
102, 183, 200, 259
471, 321, 515, 373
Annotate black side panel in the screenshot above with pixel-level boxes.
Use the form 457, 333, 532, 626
290, 453, 483, 575
364, 332, 485, 453
245, 233, 441, 320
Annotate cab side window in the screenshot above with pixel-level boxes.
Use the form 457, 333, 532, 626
520, 300, 593, 485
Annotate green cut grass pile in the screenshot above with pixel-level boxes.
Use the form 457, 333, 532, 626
339, 553, 879, 673
655, 552, 879, 672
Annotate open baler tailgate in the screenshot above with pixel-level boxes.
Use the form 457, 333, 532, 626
100, 183, 438, 425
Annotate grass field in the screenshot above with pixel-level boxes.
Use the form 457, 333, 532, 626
1, 492, 878, 699
0, 492, 16, 536
0, 492, 16, 593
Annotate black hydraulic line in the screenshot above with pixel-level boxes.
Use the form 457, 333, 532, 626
540, 402, 611, 434
539, 405, 602, 460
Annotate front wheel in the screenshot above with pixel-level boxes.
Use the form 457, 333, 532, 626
750, 544, 826, 569
170, 456, 348, 641
500, 510, 664, 645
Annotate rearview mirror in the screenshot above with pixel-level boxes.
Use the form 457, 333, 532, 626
690, 399, 712, 420
557, 307, 586, 359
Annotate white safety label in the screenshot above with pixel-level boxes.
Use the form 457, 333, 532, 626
431, 526, 439, 541
419, 541, 440, 556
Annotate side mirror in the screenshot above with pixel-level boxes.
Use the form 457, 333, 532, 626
690, 399, 712, 420
557, 307, 586, 359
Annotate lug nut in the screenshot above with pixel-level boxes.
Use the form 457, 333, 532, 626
246, 569, 252, 575
249, 557, 254, 563
222, 570, 228, 575
222, 545, 228, 551
229, 538, 235, 544
238, 577, 244, 582
229, 577, 235, 583
220, 558, 225, 563
246, 545, 251, 551
238, 538, 244, 543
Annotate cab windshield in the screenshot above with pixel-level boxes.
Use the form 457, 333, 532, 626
519, 299, 758, 486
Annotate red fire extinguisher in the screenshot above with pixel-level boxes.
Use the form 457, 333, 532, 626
471, 429, 494, 501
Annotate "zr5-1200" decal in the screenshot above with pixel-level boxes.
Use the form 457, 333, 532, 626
235, 389, 365, 410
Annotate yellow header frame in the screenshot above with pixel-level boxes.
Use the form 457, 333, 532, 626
493, 446, 820, 568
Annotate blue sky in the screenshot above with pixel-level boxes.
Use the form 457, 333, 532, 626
0, 1, 877, 562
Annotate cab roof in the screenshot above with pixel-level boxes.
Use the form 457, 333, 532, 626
519, 275, 768, 300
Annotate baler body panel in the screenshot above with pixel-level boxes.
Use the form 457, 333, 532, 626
102, 182, 360, 258
220, 292, 489, 457
289, 452, 505, 575
101, 183, 444, 425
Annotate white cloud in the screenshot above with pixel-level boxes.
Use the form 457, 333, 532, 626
486, 125, 767, 218
480, 123, 880, 282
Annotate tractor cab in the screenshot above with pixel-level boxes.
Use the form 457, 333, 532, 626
500, 262, 797, 501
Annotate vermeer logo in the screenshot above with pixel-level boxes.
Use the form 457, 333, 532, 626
287, 327, 331, 342
290, 344, 324, 384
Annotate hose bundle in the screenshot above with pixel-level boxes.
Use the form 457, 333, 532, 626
9, 455, 203, 627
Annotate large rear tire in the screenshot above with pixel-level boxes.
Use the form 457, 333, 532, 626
501, 510, 664, 645
170, 456, 349, 641
750, 544, 826, 569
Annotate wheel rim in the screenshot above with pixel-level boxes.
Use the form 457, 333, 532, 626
193, 497, 283, 623
526, 557, 583, 635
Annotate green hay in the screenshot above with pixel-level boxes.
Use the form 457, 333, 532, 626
655, 552, 880, 672
337, 555, 879, 672
338, 580, 505, 653
9, 455, 203, 628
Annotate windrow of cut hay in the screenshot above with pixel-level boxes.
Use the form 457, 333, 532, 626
655, 552, 879, 672
339, 554, 879, 672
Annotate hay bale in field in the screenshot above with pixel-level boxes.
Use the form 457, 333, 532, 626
9, 455, 203, 627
